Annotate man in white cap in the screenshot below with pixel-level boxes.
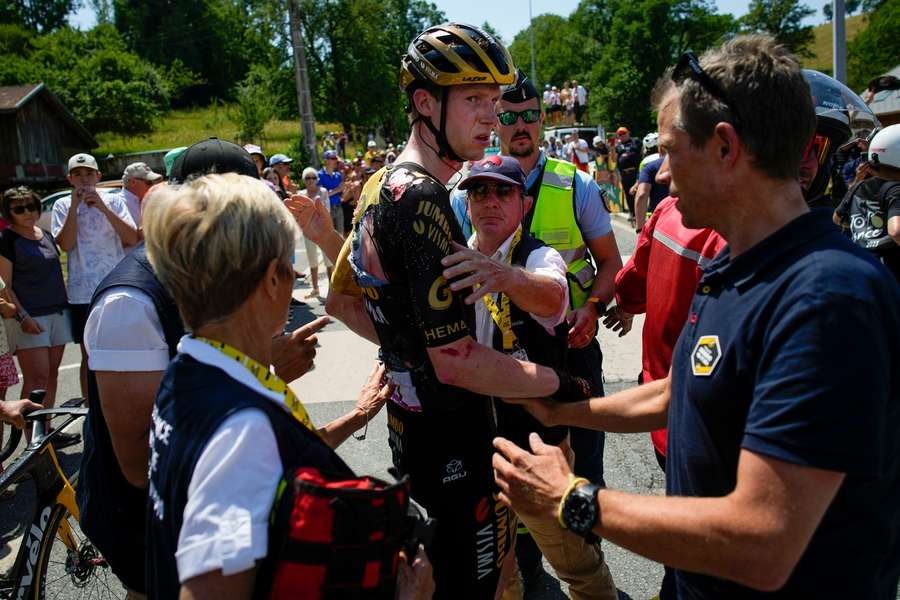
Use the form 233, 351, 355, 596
269, 153, 298, 193
120, 162, 163, 229
364, 139, 379, 167
52, 153, 138, 396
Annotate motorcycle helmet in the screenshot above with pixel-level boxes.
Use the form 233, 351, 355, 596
802, 69, 880, 202
868, 124, 900, 171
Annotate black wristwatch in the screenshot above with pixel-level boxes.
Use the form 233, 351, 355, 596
561, 481, 601, 541
13, 312, 26, 324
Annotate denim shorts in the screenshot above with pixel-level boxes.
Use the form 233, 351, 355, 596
7, 308, 73, 350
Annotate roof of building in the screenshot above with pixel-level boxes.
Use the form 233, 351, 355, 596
0, 83, 96, 147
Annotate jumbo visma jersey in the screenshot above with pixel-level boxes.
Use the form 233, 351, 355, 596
331, 162, 487, 413
329, 163, 513, 598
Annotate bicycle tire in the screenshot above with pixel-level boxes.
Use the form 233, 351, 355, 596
0, 420, 20, 465
32, 476, 126, 600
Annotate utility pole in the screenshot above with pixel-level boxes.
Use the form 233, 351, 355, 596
833, 0, 846, 83
528, 0, 537, 88
288, 0, 319, 168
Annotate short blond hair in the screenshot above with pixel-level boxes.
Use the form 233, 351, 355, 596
301, 167, 318, 181
143, 173, 296, 330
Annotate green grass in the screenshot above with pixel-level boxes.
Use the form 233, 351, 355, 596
802, 13, 868, 75
95, 104, 348, 157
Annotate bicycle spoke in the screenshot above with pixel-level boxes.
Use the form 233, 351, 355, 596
50, 579, 68, 600
44, 571, 72, 587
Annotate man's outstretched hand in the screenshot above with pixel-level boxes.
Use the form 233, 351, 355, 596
286, 193, 334, 245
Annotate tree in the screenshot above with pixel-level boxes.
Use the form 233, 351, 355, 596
0, 23, 188, 135
113, 0, 288, 104
824, 0, 883, 19
509, 14, 585, 91
847, 0, 900, 91
0, 0, 79, 32
294, 0, 444, 141
579, 0, 736, 134
739, 0, 815, 57
229, 64, 276, 142
88, 0, 115, 24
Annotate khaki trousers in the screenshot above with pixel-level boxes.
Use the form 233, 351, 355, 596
502, 437, 618, 600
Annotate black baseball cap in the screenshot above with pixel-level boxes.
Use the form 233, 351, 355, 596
501, 68, 540, 104
458, 155, 526, 190
170, 138, 259, 184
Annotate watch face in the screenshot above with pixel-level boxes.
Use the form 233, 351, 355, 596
563, 484, 598, 536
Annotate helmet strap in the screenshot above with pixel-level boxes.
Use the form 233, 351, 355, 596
414, 88, 465, 164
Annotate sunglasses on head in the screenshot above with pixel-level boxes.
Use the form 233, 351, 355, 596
467, 182, 520, 203
672, 51, 743, 132
10, 203, 40, 215
497, 109, 542, 127
803, 133, 831, 166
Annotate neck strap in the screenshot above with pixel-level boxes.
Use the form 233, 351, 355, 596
195, 336, 321, 440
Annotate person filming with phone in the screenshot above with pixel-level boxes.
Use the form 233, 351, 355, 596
51, 153, 138, 398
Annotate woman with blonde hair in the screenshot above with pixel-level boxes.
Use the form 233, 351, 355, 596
142, 173, 430, 599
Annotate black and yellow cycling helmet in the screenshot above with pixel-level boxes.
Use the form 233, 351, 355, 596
401, 23, 516, 163
400, 23, 515, 91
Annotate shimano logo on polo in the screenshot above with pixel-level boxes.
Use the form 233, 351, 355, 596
442, 458, 467, 484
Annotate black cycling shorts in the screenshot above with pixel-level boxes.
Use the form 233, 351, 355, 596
387, 402, 514, 599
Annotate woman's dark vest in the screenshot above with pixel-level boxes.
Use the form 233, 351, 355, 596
76, 243, 184, 593
490, 233, 569, 448
147, 353, 353, 599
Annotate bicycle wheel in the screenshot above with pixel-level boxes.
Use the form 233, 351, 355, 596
0, 420, 17, 465
33, 502, 126, 599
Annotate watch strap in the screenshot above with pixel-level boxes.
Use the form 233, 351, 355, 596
557, 475, 590, 528
560, 480, 602, 540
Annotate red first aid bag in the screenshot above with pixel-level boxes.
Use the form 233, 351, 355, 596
258, 467, 412, 600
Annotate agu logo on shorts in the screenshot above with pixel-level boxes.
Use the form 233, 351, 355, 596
691, 335, 722, 377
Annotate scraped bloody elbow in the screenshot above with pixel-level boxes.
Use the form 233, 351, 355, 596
431, 338, 477, 386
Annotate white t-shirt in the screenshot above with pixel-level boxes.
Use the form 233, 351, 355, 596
576, 85, 587, 105
84, 287, 170, 372
50, 193, 136, 304
169, 336, 291, 583
120, 189, 142, 229
542, 89, 552, 106
468, 227, 568, 348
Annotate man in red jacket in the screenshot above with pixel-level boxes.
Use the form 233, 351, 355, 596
604, 194, 725, 466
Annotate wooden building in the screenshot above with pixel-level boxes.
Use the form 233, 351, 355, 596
0, 83, 97, 186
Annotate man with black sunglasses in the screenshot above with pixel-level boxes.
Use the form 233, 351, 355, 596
495, 69, 621, 485
494, 35, 900, 599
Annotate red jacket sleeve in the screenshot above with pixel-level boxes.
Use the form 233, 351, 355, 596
614, 200, 665, 314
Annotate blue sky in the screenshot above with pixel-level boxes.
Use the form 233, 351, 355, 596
70, 0, 834, 40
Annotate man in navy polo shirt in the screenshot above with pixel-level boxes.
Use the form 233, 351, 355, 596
318, 150, 345, 234
493, 35, 900, 599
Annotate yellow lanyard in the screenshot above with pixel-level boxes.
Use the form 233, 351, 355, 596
195, 337, 321, 440
480, 228, 522, 352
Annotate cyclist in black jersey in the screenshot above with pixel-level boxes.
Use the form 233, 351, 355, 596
327, 23, 595, 599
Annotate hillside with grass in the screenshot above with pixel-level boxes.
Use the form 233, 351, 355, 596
95, 105, 347, 158
803, 13, 869, 75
